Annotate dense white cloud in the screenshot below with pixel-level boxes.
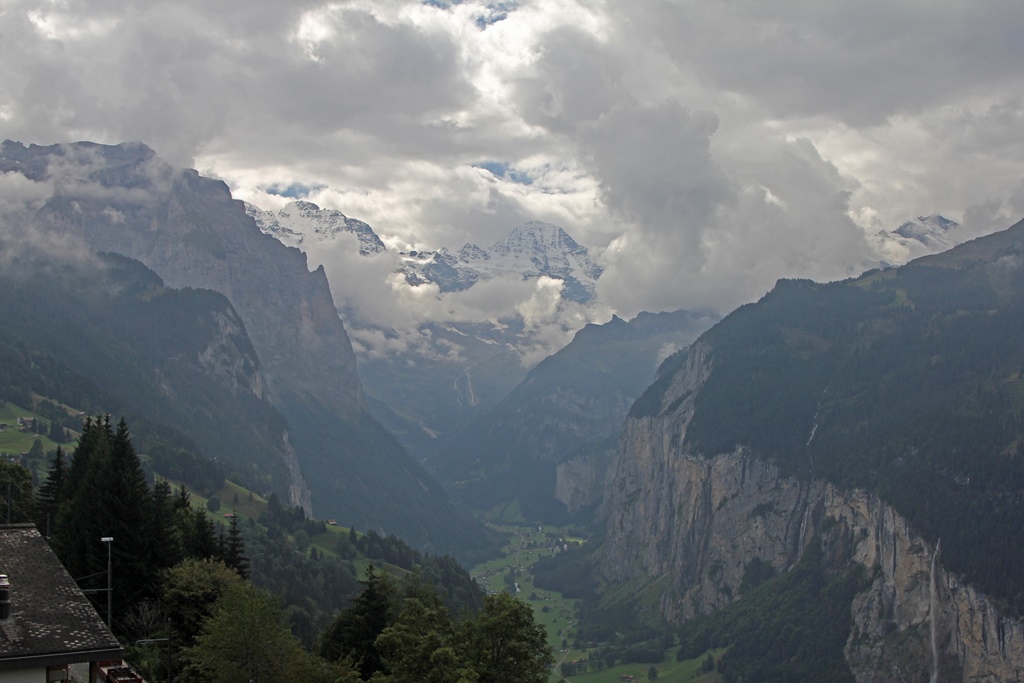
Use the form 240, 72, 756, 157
3, 0, 1024, 349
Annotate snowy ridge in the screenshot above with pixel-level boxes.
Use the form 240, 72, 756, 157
892, 214, 966, 251
870, 214, 983, 265
400, 220, 604, 303
244, 200, 386, 255
247, 201, 603, 302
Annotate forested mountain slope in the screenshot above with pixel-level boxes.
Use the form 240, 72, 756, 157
0, 251, 287, 494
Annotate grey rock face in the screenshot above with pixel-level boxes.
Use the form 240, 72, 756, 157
600, 340, 1024, 682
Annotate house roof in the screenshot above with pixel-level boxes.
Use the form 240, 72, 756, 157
0, 524, 124, 671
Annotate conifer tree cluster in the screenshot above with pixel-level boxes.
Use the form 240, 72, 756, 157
40, 416, 248, 632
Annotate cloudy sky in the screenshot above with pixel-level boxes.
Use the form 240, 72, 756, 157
4, 0, 1024, 349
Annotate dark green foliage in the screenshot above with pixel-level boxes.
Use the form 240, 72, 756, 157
147, 479, 183, 572
35, 446, 67, 533
677, 541, 866, 683
591, 630, 674, 668
464, 592, 552, 683
678, 248, 1024, 611
375, 595, 478, 683
318, 565, 398, 679
251, 496, 480, 647
0, 460, 36, 523
51, 418, 225, 634
350, 529, 485, 615
319, 568, 550, 683
222, 515, 249, 579
244, 520, 359, 648
53, 417, 152, 628
183, 580, 335, 683
531, 543, 598, 600
738, 557, 776, 595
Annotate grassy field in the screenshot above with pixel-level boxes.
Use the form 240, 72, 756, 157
0, 401, 73, 456
553, 647, 726, 683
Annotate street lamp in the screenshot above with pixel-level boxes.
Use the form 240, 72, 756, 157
101, 537, 113, 630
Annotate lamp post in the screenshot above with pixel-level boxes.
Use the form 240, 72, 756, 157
101, 537, 113, 629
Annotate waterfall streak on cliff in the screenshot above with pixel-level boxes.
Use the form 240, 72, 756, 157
931, 539, 942, 683
805, 383, 830, 447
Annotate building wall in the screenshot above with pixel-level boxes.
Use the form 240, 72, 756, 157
0, 667, 44, 683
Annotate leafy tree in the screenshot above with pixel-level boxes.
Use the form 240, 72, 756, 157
161, 558, 242, 650
183, 581, 333, 683
374, 597, 478, 683
463, 592, 552, 683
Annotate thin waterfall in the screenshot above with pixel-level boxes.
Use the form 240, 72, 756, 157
930, 539, 941, 683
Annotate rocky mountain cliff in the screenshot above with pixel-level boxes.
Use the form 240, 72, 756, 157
0, 140, 490, 553
599, 220, 1024, 680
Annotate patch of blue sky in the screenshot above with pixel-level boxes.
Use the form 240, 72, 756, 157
424, 0, 470, 9
475, 1, 517, 28
264, 182, 325, 199
475, 161, 533, 186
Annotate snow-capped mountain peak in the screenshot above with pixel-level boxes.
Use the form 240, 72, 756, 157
892, 214, 962, 249
406, 220, 604, 302
249, 200, 604, 303
245, 200, 386, 255
870, 213, 987, 267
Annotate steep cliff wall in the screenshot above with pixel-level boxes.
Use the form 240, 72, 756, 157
600, 341, 1024, 682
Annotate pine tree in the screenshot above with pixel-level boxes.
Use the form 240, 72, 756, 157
0, 461, 36, 524
318, 564, 398, 679
148, 478, 183, 571
54, 416, 113, 585
100, 419, 158, 614
222, 514, 249, 579
36, 446, 68, 537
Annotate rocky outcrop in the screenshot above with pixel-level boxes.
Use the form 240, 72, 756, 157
600, 340, 1024, 682
196, 309, 265, 400
555, 442, 614, 512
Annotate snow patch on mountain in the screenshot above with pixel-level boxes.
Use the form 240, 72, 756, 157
399, 221, 604, 304
245, 200, 386, 256
870, 214, 983, 265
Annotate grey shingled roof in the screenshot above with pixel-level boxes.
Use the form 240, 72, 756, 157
0, 524, 123, 670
